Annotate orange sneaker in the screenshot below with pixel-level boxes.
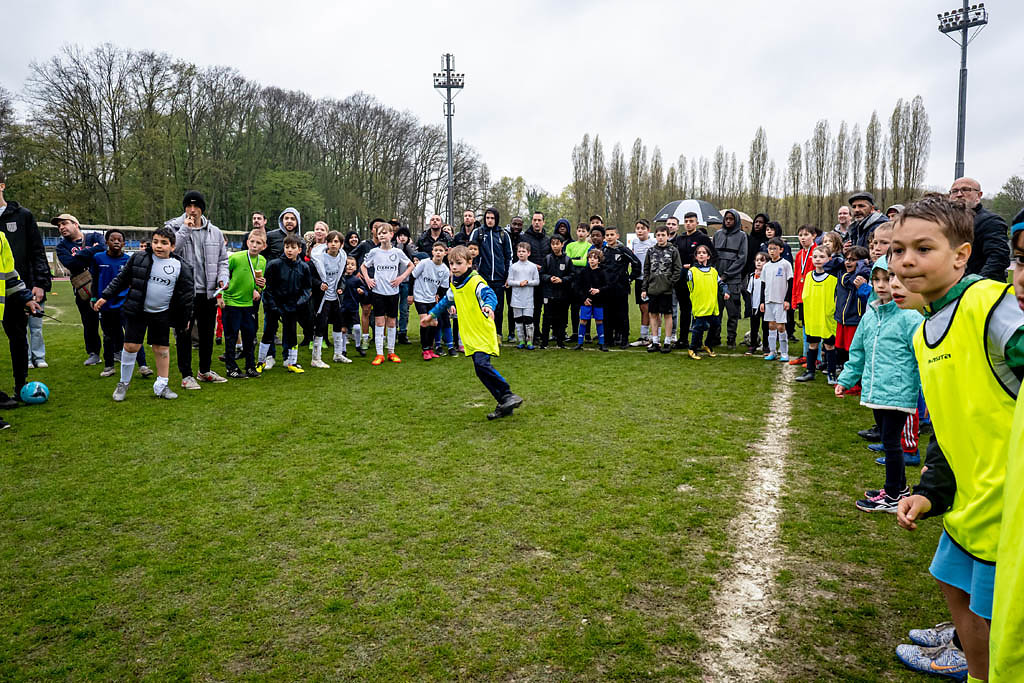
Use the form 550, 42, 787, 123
387, 353, 402, 364
788, 356, 806, 366
371, 354, 385, 366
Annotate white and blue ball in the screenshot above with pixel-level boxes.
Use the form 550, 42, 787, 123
20, 381, 49, 404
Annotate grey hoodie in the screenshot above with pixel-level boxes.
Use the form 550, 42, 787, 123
265, 207, 305, 261
166, 213, 229, 297
712, 209, 748, 285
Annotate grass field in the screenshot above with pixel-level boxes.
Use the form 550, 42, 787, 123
1, 282, 946, 681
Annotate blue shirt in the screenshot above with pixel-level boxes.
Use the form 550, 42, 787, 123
91, 251, 131, 310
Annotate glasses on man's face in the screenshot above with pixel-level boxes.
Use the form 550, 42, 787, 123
950, 187, 978, 195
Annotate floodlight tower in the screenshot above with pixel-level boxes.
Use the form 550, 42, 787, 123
433, 54, 465, 226
937, 2, 989, 178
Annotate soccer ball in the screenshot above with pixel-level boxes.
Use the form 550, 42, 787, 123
20, 381, 49, 404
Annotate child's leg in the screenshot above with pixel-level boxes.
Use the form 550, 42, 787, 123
761, 316, 770, 351
578, 307, 590, 344
339, 326, 350, 355
120, 341, 142, 384
689, 317, 703, 351
221, 306, 241, 372
472, 351, 511, 402
259, 310, 280, 362
374, 314, 386, 356
650, 313, 661, 342
385, 316, 397, 353
663, 313, 673, 344
524, 312, 534, 345
513, 307, 525, 344
804, 340, 819, 376
937, 580, 991, 680
240, 306, 257, 370
824, 342, 837, 379
282, 312, 298, 365
875, 409, 907, 493
595, 310, 605, 345
151, 344, 171, 393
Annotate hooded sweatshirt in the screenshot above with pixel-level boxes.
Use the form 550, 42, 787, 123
744, 214, 769, 276
712, 210, 748, 286
470, 207, 513, 283
166, 212, 229, 297
264, 207, 305, 261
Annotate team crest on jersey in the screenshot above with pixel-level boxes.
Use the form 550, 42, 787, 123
5, 222, 16, 233
163, 265, 176, 274
388, 253, 397, 262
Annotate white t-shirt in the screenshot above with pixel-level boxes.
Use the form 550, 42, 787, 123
144, 256, 181, 313
632, 236, 655, 276
313, 249, 346, 303
761, 258, 793, 304
747, 272, 765, 309
412, 260, 451, 304
363, 246, 411, 296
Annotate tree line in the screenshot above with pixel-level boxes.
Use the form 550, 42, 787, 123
570, 96, 934, 232
0, 43, 506, 233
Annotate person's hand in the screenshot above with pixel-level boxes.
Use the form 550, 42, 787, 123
897, 495, 932, 531
217, 296, 225, 309
32, 287, 44, 302
551, 276, 561, 284
254, 276, 266, 288
519, 280, 528, 287
390, 277, 402, 287
357, 288, 365, 295
407, 295, 414, 304
783, 301, 790, 311
759, 303, 765, 313
365, 277, 375, 289
92, 298, 106, 312
724, 292, 730, 300
505, 283, 510, 288
482, 305, 494, 320
26, 300, 42, 315
834, 384, 845, 398
589, 288, 599, 295
321, 283, 329, 292
854, 276, 867, 287
184, 214, 197, 228
584, 298, 592, 306
641, 291, 647, 300
448, 305, 456, 316
253, 291, 261, 302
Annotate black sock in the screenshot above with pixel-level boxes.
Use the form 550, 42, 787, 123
805, 347, 818, 375
825, 347, 837, 377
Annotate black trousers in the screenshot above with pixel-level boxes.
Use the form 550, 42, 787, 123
262, 309, 299, 350
175, 293, 218, 378
749, 311, 768, 351
707, 283, 742, 347
543, 299, 569, 343
473, 351, 511, 403
504, 284, 514, 337
605, 289, 630, 344
222, 304, 257, 371
2, 300, 29, 392
74, 294, 102, 355
100, 309, 147, 366
875, 408, 908, 494
675, 285, 693, 342
532, 286, 546, 344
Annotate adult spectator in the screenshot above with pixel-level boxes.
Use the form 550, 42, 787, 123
509, 216, 524, 248
949, 177, 1011, 280
504, 216, 524, 339
744, 213, 770, 317
0, 230, 42, 421
243, 210, 268, 247
708, 209, 747, 348
521, 212, 551, 343
167, 190, 229, 389
886, 204, 905, 220
832, 205, 853, 241
470, 207, 513, 337
54, 213, 104, 365
846, 191, 888, 248
0, 172, 50, 408
265, 207, 305, 261
453, 209, 478, 247
415, 214, 453, 253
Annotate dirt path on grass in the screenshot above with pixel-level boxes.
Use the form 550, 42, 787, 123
701, 363, 797, 682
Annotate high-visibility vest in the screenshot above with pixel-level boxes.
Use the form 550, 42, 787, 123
451, 271, 499, 357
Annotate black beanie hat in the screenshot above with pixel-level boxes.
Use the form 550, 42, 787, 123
182, 190, 206, 213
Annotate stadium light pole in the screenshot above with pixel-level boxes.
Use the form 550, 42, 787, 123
433, 54, 465, 226
937, 2, 989, 179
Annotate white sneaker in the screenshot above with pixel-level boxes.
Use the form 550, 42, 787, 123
112, 382, 129, 402
334, 354, 353, 364
155, 386, 178, 400
264, 356, 276, 370
138, 365, 154, 378
311, 359, 330, 369
181, 376, 201, 390
34, 360, 48, 368
99, 366, 117, 377
198, 371, 228, 383
27, 361, 35, 369
84, 353, 101, 366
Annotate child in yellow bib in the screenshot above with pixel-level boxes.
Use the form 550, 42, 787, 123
795, 244, 838, 383
686, 244, 728, 360
422, 245, 523, 420
891, 197, 1024, 682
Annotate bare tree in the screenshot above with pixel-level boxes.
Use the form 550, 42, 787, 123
864, 111, 881, 197
748, 126, 768, 209
850, 123, 863, 193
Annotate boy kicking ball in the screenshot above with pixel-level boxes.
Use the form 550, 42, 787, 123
421, 246, 522, 420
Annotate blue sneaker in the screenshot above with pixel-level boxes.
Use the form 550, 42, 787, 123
763, 354, 778, 361
868, 443, 884, 452
526, 344, 535, 351
779, 355, 789, 362
875, 453, 922, 466
516, 343, 525, 350
895, 640, 967, 680
909, 622, 956, 648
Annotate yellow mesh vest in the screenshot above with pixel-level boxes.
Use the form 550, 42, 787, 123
991, 394, 1024, 682
913, 280, 1016, 562
0, 233, 14, 318
801, 273, 838, 338
452, 271, 499, 357
689, 267, 720, 317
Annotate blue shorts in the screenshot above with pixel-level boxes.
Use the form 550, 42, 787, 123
580, 305, 604, 321
929, 530, 995, 620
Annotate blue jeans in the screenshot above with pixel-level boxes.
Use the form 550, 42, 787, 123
398, 281, 411, 334
27, 302, 45, 362
689, 315, 715, 351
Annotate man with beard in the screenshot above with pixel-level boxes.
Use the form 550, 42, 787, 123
846, 191, 888, 249
520, 212, 551, 344
54, 213, 104, 365
416, 214, 453, 254
949, 177, 1011, 280
454, 209, 478, 248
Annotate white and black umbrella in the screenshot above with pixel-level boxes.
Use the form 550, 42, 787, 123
653, 199, 723, 227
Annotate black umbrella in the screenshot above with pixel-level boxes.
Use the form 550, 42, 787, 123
653, 199, 723, 226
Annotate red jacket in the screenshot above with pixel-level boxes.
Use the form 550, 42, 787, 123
792, 247, 815, 306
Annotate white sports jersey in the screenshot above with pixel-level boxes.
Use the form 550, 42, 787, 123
363, 247, 411, 296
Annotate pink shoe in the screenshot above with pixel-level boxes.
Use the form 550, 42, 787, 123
422, 350, 432, 361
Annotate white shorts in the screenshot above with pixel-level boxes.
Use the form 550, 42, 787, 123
764, 302, 787, 323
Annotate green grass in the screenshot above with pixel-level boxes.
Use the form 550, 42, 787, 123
1, 282, 944, 680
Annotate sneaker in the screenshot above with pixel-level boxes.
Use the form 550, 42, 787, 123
865, 485, 911, 499
311, 359, 330, 369
0, 393, 17, 410
506, 334, 516, 343
356, 346, 366, 357
198, 371, 228, 383
868, 443, 884, 452
112, 382, 129, 402
449, 347, 459, 357
526, 344, 535, 351
763, 353, 778, 361
27, 361, 34, 369
516, 343, 525, 350
100, 366, 117, 378
794, 371, 815, 382
660, 344, 672, 354
573, 344, 583, 350
557, 341, 567, 349
155, 386, 178, 400
688, 350, 701, 360
826, 374, 838, 385
0, 417, 10, 430
498, 393, 524, 415
908, 622, 957, 648
744, 347, 755, 356
245, 367, 261, 379
875, 453, 921, 466
648, 342, 661, 353
396, 333, 410, 345
264, 356, 276, 370
629, 338, 650, 347
285, 363, 305, 373
34, 360, 48, 369
855, 489, 906, 513
226, 368, 246, 379
779, 355, 789, 362
371, 354, 385, 366
701, 345, 717, 358
256, 362, 266, 374
84, 353, 101, 366
388, 353, 402, 363
598, 344, 609, 352
422, 350, 432, 361
788, 356, 806, 366
139, 365, 154, 378
181, 376, 201, 390
895, 640, 967, 681
858, 426, 881, 441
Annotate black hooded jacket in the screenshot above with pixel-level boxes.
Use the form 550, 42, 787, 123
967, 204, 1011, 280
712, 210, 748, 286
521, 224, 551, 267
601, 242, 642, 293
0, 201, 51, 293
470, 208, 513, 283
745, 213, 769, 276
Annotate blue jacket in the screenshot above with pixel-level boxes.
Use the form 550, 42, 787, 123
470, 207, 513, 283
56, 232, 104, 275
835, 261, 871, 325
837, 298, 923, 411
90, 251, 132, 310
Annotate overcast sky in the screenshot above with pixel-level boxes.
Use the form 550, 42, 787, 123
5, 0, 1023, 202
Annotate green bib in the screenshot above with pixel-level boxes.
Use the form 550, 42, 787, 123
913, 279, 1018, 562
452, 271, 499, 357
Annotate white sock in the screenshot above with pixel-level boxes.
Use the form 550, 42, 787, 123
768, 329, 777, 354
313, 336, 323, 358
258, 342, 270, 362
375, 325, 385, 355
352, 324, 362, 348
153, 376, 168, 395
291, 348, 299, 365
640, 324, 649, 339
386, 326, 396, 353
516, 323, 525, 343
120, 351, 137, 384
333, 332, 344, 354
526, 323, 534, 344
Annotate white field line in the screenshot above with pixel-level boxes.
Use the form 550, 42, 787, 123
702, 363, 797, 681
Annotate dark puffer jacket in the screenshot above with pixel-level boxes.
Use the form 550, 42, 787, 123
0, 201, 51, 293
101, 249, 195, 327
967, 204, 1011, 280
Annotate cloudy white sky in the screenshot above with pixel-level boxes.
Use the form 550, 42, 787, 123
5, 0, 1023, 200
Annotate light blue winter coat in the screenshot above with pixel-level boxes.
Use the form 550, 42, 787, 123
837, 296, 924, 412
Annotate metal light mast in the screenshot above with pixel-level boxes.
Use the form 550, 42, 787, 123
937, 2, 989, 178
433, 54, 465, 226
